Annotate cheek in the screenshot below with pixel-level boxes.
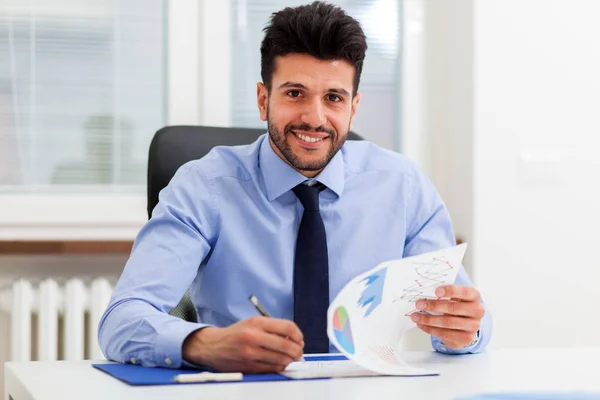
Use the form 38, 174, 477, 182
272, 104, 301, 128
330, 111, 352, 133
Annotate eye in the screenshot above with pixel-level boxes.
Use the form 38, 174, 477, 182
286, 90, 302, 98
327, 94, 342, 102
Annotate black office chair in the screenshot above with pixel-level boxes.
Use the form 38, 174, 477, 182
147, 125, 363, 322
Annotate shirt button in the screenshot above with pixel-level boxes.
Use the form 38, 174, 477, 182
165, 357, 172, 366
440, 346, 448, 352
130, 357, 137, 364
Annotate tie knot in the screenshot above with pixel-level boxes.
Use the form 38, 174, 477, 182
292, 183, 323, 211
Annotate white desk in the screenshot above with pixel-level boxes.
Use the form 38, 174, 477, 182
5, 348, 600, 400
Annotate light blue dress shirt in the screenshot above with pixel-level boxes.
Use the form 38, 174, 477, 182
98, 134, 492, 368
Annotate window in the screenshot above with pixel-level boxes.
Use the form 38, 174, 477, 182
0, 0, 166, 191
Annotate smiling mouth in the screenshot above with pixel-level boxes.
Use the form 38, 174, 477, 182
292, 131, 328, 143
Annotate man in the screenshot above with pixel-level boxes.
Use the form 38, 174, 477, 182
99, 1, 492, 374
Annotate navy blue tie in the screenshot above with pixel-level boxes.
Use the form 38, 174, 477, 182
292, 182, 329, 354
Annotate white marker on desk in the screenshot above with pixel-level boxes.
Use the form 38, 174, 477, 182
173, 372, 243, 383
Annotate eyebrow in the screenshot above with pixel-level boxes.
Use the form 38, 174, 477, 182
277, 81, 351, 98
328, 88, 351, 98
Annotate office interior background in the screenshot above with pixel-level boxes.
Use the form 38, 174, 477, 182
1, 0, 599, 393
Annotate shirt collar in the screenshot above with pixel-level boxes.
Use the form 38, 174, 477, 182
258, 134, 345, 201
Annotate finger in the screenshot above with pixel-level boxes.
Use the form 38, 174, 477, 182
212, 359, 286, 374
246, 360, 288, 374
251, 316, 304, 344
227, 359, 288, 374
410, 312, 480, 332
416, 324, 475, 349
239, 327, 303, 360
246, 361, 287, 374
415, 299, 485, 318
240, 343, 296, 368
254, 330, 304, 361
435, 285, 480, 302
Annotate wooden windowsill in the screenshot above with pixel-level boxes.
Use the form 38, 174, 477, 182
0, 236, 465, 255
0, 240, 134, 255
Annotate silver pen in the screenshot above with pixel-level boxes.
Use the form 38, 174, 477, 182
248, 295, 305, 362
249, 294, 272, 317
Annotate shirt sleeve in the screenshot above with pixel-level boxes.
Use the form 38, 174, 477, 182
98, 162, 218, 368
402, 166, 492, 355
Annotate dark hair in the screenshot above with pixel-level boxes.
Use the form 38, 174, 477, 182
260, 1, 367, 96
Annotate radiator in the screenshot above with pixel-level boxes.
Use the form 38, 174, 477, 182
0, 277, 113, 362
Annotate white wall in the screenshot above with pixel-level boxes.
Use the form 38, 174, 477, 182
424, 0, 600, 349
422, 0, 475, 269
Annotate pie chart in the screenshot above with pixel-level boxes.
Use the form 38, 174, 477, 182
332, 306, 355, 354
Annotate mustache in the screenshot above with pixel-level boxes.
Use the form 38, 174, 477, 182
285, 123, 335, 136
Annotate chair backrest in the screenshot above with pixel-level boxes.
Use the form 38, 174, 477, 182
147, 125, 363, 217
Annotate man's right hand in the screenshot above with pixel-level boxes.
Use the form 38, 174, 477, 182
182, 316, 304, 373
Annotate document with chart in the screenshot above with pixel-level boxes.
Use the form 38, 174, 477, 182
281, 243, 467, 379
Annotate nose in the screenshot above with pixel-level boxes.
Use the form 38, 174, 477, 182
300, 98, 326, 128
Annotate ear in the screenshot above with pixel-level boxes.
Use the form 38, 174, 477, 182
257, 82, 269, 121
349, 92, 361, 130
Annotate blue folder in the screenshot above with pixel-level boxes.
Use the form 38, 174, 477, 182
93, 354, 347, 386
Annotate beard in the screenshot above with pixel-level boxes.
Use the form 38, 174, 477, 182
267, 110, 349, 172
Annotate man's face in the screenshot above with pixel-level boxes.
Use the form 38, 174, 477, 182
257, 53, 360, 177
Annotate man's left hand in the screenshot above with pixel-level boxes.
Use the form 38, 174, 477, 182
411, 285, 485, 350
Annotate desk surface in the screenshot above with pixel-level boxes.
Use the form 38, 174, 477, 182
5, 348, 600, 400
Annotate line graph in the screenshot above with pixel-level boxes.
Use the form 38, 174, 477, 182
392, 256, 456, 315
368, 344, 402, 366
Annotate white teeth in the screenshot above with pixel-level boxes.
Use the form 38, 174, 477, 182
295, 132, 324, 143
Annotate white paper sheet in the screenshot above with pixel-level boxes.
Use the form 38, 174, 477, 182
281, 360, 379, 379
281, 359, 433, 379
326, 244, 467, 376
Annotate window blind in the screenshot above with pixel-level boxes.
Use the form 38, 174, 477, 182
0, 0, 165, 191
230, 0, 402, 149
